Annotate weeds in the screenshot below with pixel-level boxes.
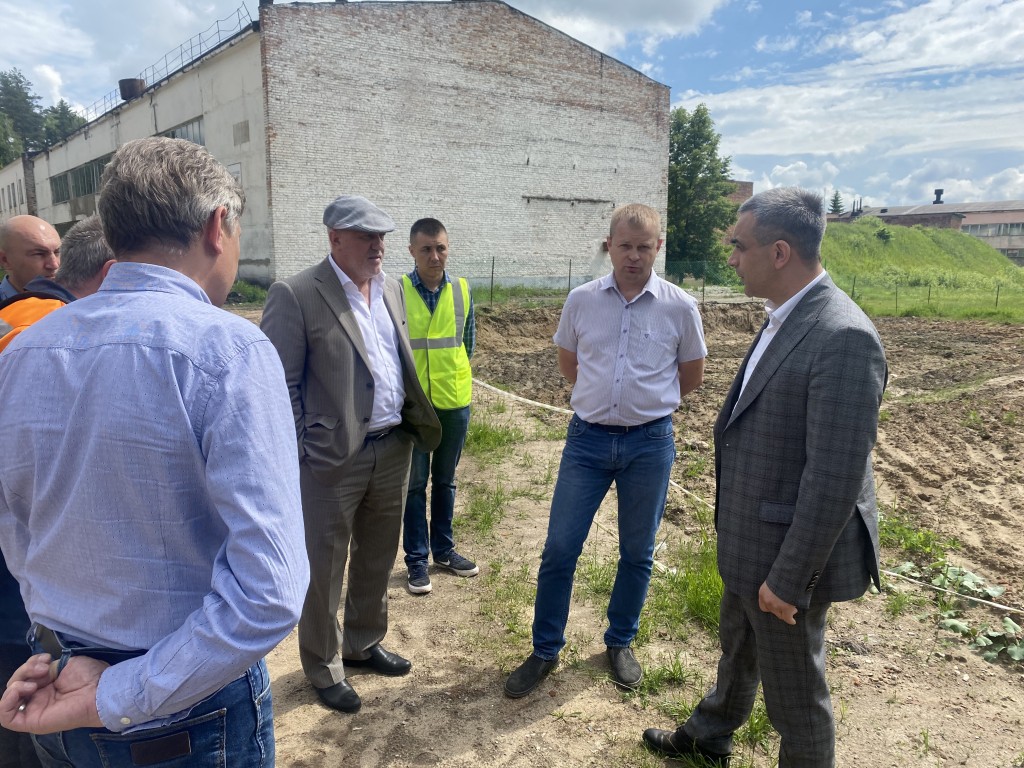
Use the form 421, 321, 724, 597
464, 416, 524, 462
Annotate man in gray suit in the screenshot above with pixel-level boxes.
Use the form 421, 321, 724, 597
261, 196, 440, 715
643, 188, 887, 767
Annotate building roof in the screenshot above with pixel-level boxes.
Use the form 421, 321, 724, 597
863, 200, 1024, 216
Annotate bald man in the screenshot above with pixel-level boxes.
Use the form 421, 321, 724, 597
0, 216, 61, 301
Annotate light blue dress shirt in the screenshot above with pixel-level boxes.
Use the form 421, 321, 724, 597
0, 262, 309, 732
554, 272, 707, 425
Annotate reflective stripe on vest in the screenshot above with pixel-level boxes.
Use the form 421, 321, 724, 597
402, 274, 473, 409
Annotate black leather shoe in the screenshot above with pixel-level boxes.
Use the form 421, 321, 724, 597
342, 644, 412, 676
316, 680, 362, 713
504, 653, 558, 698
642, 728, 731, 767
606, 646, 643, 688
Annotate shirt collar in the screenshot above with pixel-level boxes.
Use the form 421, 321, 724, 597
599, 271, 659, 302
764, 270, 827, 329
409, 268, 449, 291
328, 254, 387, 290
98, 262, 213, 305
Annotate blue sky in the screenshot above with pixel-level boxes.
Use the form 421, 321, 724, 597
3, 0, 1022, 207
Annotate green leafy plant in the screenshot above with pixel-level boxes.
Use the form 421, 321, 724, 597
227, 279, 267, 304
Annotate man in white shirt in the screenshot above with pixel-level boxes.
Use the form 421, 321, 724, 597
261, 196, 440, 715
505, 203, 707, 698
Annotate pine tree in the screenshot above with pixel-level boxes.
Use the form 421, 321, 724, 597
829, 190, 845, 215
42, 100, 86, 146
0, 69, 44, 151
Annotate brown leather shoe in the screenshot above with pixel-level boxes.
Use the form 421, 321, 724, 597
642, 728, 731, 766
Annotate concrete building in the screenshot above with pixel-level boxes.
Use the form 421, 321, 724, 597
2, 1, 670, 287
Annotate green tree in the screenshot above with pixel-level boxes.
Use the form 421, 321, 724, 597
0, 68, 44, 150
42, 99, 86, 146
0, 112, 22, 167
829, 190, 845, 215
666, 104, 738, 283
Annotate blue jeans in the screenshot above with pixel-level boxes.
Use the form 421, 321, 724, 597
30, 629, 274, 768
403, 405, 471, 567
532, 414, 676, 659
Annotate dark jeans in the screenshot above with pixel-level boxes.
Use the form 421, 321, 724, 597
29, 629, 275, 768
0, 560, 42, 768
532, 414, 676, 658
403, 405, 471, 567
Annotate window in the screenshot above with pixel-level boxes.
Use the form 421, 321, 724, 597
162, 117, 204, 146
17, 179, 23, 205
51, 174, 71, 204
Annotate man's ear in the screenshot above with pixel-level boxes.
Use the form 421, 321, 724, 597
772, 240, 793, 270
100, 259, 116, 280
203, 206, 230, 255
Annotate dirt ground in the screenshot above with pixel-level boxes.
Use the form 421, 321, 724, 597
237, 301, 1024, 767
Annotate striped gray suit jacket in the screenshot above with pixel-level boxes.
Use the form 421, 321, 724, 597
261, 258, 441, 487
713, 274, 887, 608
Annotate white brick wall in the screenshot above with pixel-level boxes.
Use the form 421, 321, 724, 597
261, 0, 669, 287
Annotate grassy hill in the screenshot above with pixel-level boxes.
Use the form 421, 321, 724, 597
821, 217, 1024, 321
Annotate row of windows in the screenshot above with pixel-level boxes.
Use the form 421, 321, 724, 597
50, 155, 111, 205
47, 118, 204, 206
1, 179, 24, 212
162, 118, 204, 146
962, 222, 1024, 236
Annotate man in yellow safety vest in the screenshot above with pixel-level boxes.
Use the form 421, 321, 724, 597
400, 218, 478, 595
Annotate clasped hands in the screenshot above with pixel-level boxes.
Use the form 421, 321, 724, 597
1, 653, 106, 734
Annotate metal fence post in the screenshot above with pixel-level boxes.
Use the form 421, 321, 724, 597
567, 259, 572, 295
489, 256, 495, 305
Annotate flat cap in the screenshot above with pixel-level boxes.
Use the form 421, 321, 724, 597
323, 195, 396, 233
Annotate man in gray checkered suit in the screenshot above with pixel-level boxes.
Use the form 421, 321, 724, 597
643, 187, 887, 767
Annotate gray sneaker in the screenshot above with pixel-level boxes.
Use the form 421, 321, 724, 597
407, 564, 432, 595
434, 551, 479, 577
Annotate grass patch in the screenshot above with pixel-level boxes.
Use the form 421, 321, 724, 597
476, 560, 535, 657
463, 415, 524, 462
226, 279, 267, 304
458, 482, 512, 535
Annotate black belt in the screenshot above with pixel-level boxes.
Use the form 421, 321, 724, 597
580, 415, 671, 434
33, 624, 147, 667
364, 426, 396, 442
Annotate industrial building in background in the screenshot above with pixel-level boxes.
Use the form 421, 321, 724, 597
0, 0, 670, 287
828, 189, 1024, 267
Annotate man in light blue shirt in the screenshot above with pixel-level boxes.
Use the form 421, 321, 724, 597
505, 203, 707, 699
0, 137, 309, 767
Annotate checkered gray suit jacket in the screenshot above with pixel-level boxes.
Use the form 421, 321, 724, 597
260, 258, 441, 487
713, 274, 887, 608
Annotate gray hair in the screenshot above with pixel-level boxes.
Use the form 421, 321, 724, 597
55, 215, 112, 291
98, 137, 244, 257
738, 187, 825, 263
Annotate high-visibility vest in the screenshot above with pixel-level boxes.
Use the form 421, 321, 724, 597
0, 292, 68, 353
402, 274, 473, 409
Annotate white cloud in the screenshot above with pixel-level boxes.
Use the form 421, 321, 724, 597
32, 65, 63, 105
754, 35, 799, 53
511, 0, 730, 51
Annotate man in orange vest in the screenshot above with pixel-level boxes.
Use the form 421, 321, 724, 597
0, 215, 114, 353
